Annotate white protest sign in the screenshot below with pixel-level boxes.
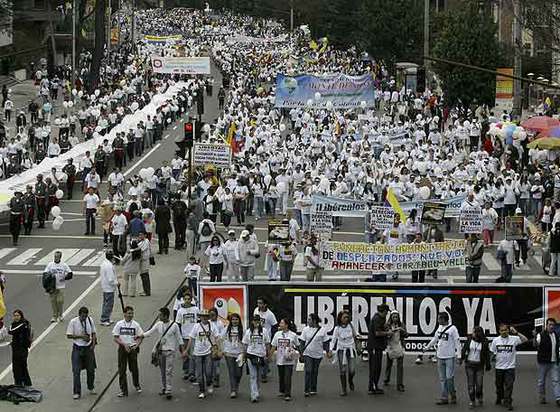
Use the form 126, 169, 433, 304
193, 143, 231, 168
310, 211, 333, 240
369, 206, 395, 230
459, 208, 483, 233
151, 56, 211, 74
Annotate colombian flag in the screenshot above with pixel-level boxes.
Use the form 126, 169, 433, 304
0, 288, 6, 319
386, 187, 407, 223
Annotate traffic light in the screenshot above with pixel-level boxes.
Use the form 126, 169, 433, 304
184, 121, 194, 148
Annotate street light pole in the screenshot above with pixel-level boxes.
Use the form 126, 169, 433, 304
290, 0, 294, 33
72, 0, 76, 87
423, 0, 430, 79
512, 0, 523, 116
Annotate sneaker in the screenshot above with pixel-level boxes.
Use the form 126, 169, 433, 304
58, 316, 64, 322
436, 399, 449, 405
166, 394, 172, 400
198, 393, 206, 399
415, 356, 423, 365
100, 321, 111, 326
117, 392, 127, 397
230, 391, 237, 398
309, 391, 317, 396
397, 385, 405, 392
50, 317, 57, 323
468, 401, 475, 409
158, 390, 166, 396
89, 389, 97, 395
431, 356, 438, 364
207, 386, 214, 394
73, 394, 80, 400
139, 292, 147, 296
135, 386, 142, 393
251, 398, 258, 403
284, 395, 292, 401
304, 392, 310, 397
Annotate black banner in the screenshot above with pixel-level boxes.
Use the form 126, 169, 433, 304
247, 283, 543, 352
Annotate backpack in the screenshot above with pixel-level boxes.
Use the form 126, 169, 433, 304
201, 221, 212, 237
41, 272, 56, 294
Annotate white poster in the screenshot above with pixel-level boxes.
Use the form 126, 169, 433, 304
193, 143, 231, 168
459, 209, 483, 234
369, 206, 395, 230
151, 56, 211, 74
310, 211, 333, 240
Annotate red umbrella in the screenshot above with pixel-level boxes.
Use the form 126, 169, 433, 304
521, 116, 560, 132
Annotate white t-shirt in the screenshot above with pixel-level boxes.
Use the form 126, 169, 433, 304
490, 335, 522, 370
253, 308, 277, 334
175, 305, 200, 339
189, 322, 218, 356
44, 261, 72, 289
299, 326, 330, 359
83, 193, 100, 209
242, 328, 271, 357
111, 213, 128, 235
271, 330, 299, 365
222, 325, 243, 356
304, 246, 320, 269
112, 319, 143, 346
184, 263, 201, 279
66, 316, 96, 346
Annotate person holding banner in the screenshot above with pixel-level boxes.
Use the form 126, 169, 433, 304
465, 234, 484, 283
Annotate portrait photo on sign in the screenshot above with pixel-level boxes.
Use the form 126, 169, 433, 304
505, 216, 524, 240
268, 220, 290, 242
421, 202, 447, 225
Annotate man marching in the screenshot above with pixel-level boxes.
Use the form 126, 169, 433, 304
23, 185, 36, 236
9, 191, 24, 245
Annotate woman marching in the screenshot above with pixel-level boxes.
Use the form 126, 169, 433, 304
383, 310, 408, 392
205, 236, 225, 282
242, 314, 271, 403
329, 310, 359, 396
299, 313, 330, 397
223, 313, 244, 398
460, 326, 491, 409
8, 309, 33, 387
270, 318, 299, 401
120, 240, 142, 297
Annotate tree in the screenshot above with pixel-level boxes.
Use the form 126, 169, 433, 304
432, 0, 507, 115
362, 0, 423, 69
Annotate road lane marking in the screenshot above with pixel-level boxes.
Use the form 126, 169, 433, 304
0, 276, 101, 382
65, 249, 96, 265
7, 248, 42, 265
123, 143, 162, 177
482, 253, 501, 271
1, 269, 97, 275
0, 248, 16, 260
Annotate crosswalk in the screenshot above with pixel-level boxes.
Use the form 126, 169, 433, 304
0, 247, 550, 282
0, 248, 105, 268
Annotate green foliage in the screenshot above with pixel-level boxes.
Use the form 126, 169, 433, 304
432, 0, 506, 112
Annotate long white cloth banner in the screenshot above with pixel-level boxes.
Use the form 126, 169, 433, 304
151, 56, 211, 74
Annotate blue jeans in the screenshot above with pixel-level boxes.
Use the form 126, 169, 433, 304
537, 362, 560, 400
72, 345, 95, 395
225, 355, 242, 392
100, 291, 114, 323
194, 354, 212, 393
254, 196, 265, 219
437, 357, 456, 400
304, 356, 321, 393
247, 358, 261, 401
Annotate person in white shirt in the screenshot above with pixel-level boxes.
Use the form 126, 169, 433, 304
175, 292, 199, 381
44, 251, 73, 322
184, 256, 201, 298
328, 310, 358, 396
47, 139, 61, 158
205, 236, 225, 282
82, 187, 100, 235
99, 251, 117, 325
424, 312, 461, 405
242, 314, 271, 403
490, 324, 528, 410
270, 318, 299, 401
66, 306, 97, 399
497, 238, 518, 282
110, 209, 128, 258
223, 230, 240, 281
299, 313, 330, 396
223, 313, 244, 398
142, 307, 184, 399
112, 306, 144, 397
186, 310, 220, 399
253, 296, 277, 382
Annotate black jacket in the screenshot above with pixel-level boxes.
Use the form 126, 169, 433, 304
535, 330, 560, 364
8, 320, 32, 350
461, 337, 491, 370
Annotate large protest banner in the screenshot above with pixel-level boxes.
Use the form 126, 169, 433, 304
320, 240, 466, 273
144, 34, 183, 44
311, 194, 368, 217
193, 143, 231, 167
275, 73, 375, 109
151, 56, 211, 74
238, 283, 543, 352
